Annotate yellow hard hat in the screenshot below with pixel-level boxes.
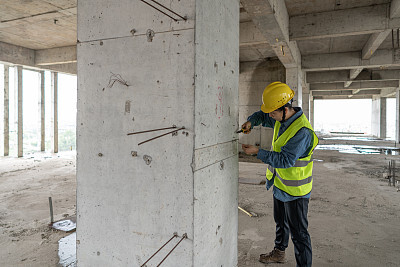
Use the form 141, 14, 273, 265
261, 82, 294, 113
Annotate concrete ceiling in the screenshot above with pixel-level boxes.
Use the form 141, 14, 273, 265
0, 0, 399, 99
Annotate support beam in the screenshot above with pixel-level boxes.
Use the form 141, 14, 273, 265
3, 65, 9, 156
362, 30, 391, 60
307, 69, 400, 83
391, 0, 400, 18
310, 80, 399, 91
16, 66, 23, 157
312, 89, 380, 96
313, 95, 372, 100
344, 68, 363, 88
381, 88, 398, 97
0, 41, 76, 75
51, 72, 58, 153
40, 71, 45, 152
0, 41, 34, 66
290, 4, 400, 40
241, 0, 300, 68
35, 46, 77, 66
303, 49, 400, 71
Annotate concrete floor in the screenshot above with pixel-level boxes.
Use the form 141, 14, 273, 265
0, 139, 399, 266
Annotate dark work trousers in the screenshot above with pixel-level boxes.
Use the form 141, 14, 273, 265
274, 196, 312, 267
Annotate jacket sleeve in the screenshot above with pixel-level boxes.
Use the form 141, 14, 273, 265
256, 128, 312, 168
247, 111, 276, 129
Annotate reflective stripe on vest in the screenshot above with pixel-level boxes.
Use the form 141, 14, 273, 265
293, 156, 313, 167
275, 171, 313, 187
267, 164, 313, 187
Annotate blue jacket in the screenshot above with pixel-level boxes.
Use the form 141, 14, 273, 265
247, 108, 314, 202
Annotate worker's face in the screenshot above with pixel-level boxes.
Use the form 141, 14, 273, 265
269, 108, 285, 121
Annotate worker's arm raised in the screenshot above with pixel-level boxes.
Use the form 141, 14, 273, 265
247, 110, 275, 129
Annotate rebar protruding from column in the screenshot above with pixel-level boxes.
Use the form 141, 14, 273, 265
156, 233, 187, 267
141, 233, 178, 267
140, 0, 186, 22
48, 197, 54, 224
138, 127, 185, 146
127, 126, 177, 136
149, 0, 187, 21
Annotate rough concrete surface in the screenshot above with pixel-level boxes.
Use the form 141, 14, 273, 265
1, 138, 400, 266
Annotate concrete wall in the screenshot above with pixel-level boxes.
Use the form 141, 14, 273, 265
239, 60, 285, 150
77, 1, 238, 266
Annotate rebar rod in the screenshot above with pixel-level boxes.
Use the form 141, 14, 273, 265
149, 0, 187, 21
127, 126, 177, 136
138, 127, 185, 146
139, 0, 178, 21
156, 234, 187, 267
141, 233, 178, 267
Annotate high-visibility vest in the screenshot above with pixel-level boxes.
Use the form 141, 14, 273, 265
266, 113, 319, 196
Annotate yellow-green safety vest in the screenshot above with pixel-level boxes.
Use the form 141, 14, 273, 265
266, 113, 319, 196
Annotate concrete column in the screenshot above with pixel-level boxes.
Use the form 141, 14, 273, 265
396, 89, 400, 143
3, 65, 9, 156
310, 96, 315, 129
77, 1, 239, 266
302, 82, 311, 120
51, 72, 58, 153
381, 97, 387, 139
16, 66, 23, 157
40, 71, 45, 151
286, 66, 303, 107
371, 96, 386, 138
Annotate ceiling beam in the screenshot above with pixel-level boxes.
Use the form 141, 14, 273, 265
391, 0, 400, 18
312, 89, 380, 96
0, 41, 34, 66
344, 68, 364, 88
314, 95, 372, 100
310, 80, 399, 91
0, 41, 76, 74
35, 46, 77, 66
302, 49, 400, 71
241, 0, 300, 68
380, 88, 398, 97
307, 69, 400, 83
362, 30, 392, 60
290, 4, 400, 41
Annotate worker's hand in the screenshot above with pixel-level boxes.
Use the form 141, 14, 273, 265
242, 144, 259, 155
241, 121, 252, 134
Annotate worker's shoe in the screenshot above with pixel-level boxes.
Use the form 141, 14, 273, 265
259, 248, 286, 264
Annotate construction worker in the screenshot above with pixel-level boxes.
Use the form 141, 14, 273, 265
241, 82, 318, 267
